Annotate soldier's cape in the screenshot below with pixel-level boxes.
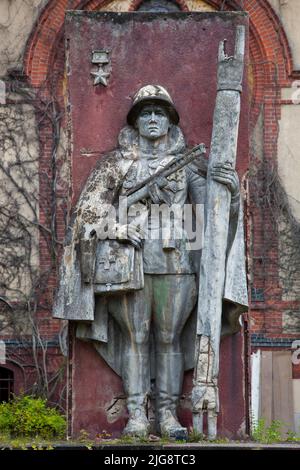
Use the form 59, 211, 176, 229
53, 125, 248, 375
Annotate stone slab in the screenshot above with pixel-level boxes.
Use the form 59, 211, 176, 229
65, 11, 249, 439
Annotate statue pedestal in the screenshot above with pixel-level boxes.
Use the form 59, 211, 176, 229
64, 11, 249, 439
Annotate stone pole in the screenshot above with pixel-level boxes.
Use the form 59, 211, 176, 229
192, 25, 246, 440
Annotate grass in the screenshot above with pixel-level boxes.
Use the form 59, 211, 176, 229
1, 419, 300, 449
252, 418, 300, 444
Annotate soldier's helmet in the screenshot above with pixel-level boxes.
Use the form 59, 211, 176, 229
127, 84, 179, 126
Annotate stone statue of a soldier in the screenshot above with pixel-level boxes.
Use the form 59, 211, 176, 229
53, 83, 248, 438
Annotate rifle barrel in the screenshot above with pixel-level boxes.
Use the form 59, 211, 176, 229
125, 143, 206, 197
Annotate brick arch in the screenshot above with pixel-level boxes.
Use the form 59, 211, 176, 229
24, 0, 189, 88
24, 0, 294, 128
24, 0, 294, 83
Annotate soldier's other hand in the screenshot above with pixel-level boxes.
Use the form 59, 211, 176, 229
117, 224, 145, 249
128, 223, 145, 249
210, 163, 239, 197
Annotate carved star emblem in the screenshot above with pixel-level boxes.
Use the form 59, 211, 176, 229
90, 68, 110, 86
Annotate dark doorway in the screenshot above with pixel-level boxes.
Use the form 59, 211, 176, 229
0, 367, 14, 402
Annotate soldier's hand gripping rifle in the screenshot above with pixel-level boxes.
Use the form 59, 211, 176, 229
124, 143, 206, 207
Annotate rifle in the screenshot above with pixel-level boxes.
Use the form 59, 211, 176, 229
124, 143, 206, 207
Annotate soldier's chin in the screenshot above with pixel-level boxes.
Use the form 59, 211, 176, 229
147, 130, 160, 139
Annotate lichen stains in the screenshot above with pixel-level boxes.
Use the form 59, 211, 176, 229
81, 208, 101, 224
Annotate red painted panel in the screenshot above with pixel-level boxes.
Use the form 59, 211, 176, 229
72, 340, 125, 437
66, 12, 249, 201
72, 334, 246, 438
67, 12, 249, 438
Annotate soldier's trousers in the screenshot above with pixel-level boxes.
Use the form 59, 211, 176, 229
108, 274, 197, 420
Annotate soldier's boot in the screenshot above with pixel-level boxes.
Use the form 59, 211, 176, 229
123, 353, 151, 438
156, 352, 188, 440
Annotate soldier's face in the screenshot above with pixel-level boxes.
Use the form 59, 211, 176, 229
136, 104, 170, 141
